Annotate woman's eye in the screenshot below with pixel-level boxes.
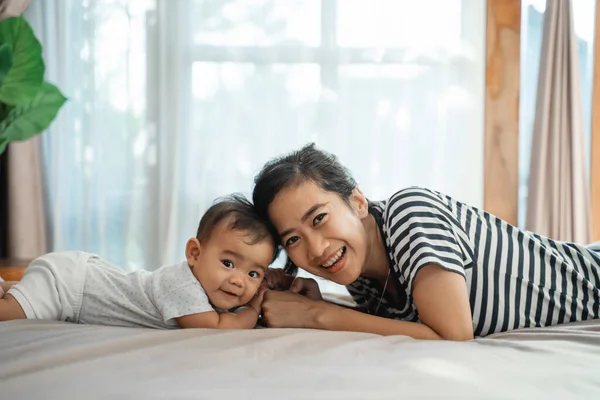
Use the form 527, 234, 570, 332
248, 271, 259, 278
222, 260, 234, 269
285, 236, 300, 247
313, 213, 327, 226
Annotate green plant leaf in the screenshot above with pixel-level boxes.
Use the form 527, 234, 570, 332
0, 16, 44, 105
0, 81, 66, 154
0, 43, 12, 86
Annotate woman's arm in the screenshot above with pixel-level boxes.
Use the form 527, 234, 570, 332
411, 264, 474, 341
321, 265, 473, 340
312, 303, 443, 339
262, 265, 474, 341
262, 291, 441, 339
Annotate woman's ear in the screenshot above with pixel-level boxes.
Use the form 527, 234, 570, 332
350, 188, 369, 218
185, 238, 202, 266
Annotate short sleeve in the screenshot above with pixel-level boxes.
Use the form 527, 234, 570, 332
150, 262, 215, 322
157, 283, 213, 322
385, 188, 467, 295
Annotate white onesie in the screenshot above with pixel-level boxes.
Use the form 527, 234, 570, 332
8, 251, 213, 329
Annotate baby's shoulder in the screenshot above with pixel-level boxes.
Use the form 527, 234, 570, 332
150, 261, 202, 294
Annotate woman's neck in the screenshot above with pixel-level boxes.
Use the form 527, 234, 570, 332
360, 213, 390, 282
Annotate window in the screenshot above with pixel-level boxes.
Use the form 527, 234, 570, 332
37, 0, 486, 270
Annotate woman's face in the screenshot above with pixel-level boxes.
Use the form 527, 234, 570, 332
268, 179, 370, 285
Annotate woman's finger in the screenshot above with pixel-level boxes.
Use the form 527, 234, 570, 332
265, 268, 295, 290
289, 278, 303, 293
265, 268, 282, 289
289, 277, 323, 300
290, 277, 315, 293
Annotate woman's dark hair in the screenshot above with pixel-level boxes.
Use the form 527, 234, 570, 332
197, 193, 280, 263
252, 143, 358, 274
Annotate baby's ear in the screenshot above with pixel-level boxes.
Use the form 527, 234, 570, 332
185, 238, 202, 264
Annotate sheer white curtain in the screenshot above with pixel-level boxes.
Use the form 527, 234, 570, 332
27, 0, 486, 271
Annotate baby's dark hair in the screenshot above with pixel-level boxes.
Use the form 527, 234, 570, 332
196, 194, 280, 263
252, 143, 358, 275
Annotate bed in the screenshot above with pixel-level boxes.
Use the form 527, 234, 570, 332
2, 242, 600, 398
1, 318, 600, 399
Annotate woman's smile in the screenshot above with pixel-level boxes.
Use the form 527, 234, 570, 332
318, 246, 347, 273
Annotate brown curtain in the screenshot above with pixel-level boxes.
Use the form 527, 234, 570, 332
7, 139, 48, 259
0, 149, 8, 257
525, 0, 592, 244
1, 0, 46, 259
0, 0, 30, 18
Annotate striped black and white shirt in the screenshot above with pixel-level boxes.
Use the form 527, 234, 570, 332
346, 187, 600, 337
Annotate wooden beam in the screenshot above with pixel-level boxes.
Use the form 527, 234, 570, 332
484, 0, 521, 226
591, 0, 600, 241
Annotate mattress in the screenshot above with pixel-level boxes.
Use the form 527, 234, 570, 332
1, 319, 600, 399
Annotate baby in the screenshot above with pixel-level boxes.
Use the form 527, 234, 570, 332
0, 195, 279, 329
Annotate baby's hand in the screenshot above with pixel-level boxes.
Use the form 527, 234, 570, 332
264, 268, 295, 290
248, 286, 268, 315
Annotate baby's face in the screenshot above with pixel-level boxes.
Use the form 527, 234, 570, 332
188, 226, 274, 310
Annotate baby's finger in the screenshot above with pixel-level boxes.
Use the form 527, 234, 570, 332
257, 287, 269, 303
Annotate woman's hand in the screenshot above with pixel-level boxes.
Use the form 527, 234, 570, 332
260, 277, 325, 328
262, 290, 332, 329
289, 277, 323, 301
264, 268, 295, 290
263, 270, 323, 302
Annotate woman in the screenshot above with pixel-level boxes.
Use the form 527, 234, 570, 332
253, 144, 600, 340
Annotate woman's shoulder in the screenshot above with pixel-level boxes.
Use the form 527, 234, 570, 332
382, 187, 451, 214
388, 186, 446, 202
375, 187, 471, 232
370, 187, 445, 210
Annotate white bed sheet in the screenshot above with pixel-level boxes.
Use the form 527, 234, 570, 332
1, 319, 600, 399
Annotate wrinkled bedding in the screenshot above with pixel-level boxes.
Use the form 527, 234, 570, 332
1, 319, 600, 399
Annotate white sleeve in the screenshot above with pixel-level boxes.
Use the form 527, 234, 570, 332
157, 282, 214, 322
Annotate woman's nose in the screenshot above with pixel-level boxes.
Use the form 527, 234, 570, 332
307, 235, 329, 262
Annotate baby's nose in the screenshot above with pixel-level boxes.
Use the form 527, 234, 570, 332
229, 273, 245, 287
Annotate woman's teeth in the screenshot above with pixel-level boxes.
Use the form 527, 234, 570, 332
322, 247, 346, 268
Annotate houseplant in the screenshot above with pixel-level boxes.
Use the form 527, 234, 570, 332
0, 14, 66, 154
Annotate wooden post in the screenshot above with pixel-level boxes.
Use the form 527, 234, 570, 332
484, 0, 521, 225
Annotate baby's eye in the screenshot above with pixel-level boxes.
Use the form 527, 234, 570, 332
248, 271, 260, 278
313, 213, 327, 226
285, 236, 300, 247
222, 260, 234, 269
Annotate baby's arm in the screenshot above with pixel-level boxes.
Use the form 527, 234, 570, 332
175, 288, 265, 329
0, 281, 18, 298
176, 306, 259, 329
